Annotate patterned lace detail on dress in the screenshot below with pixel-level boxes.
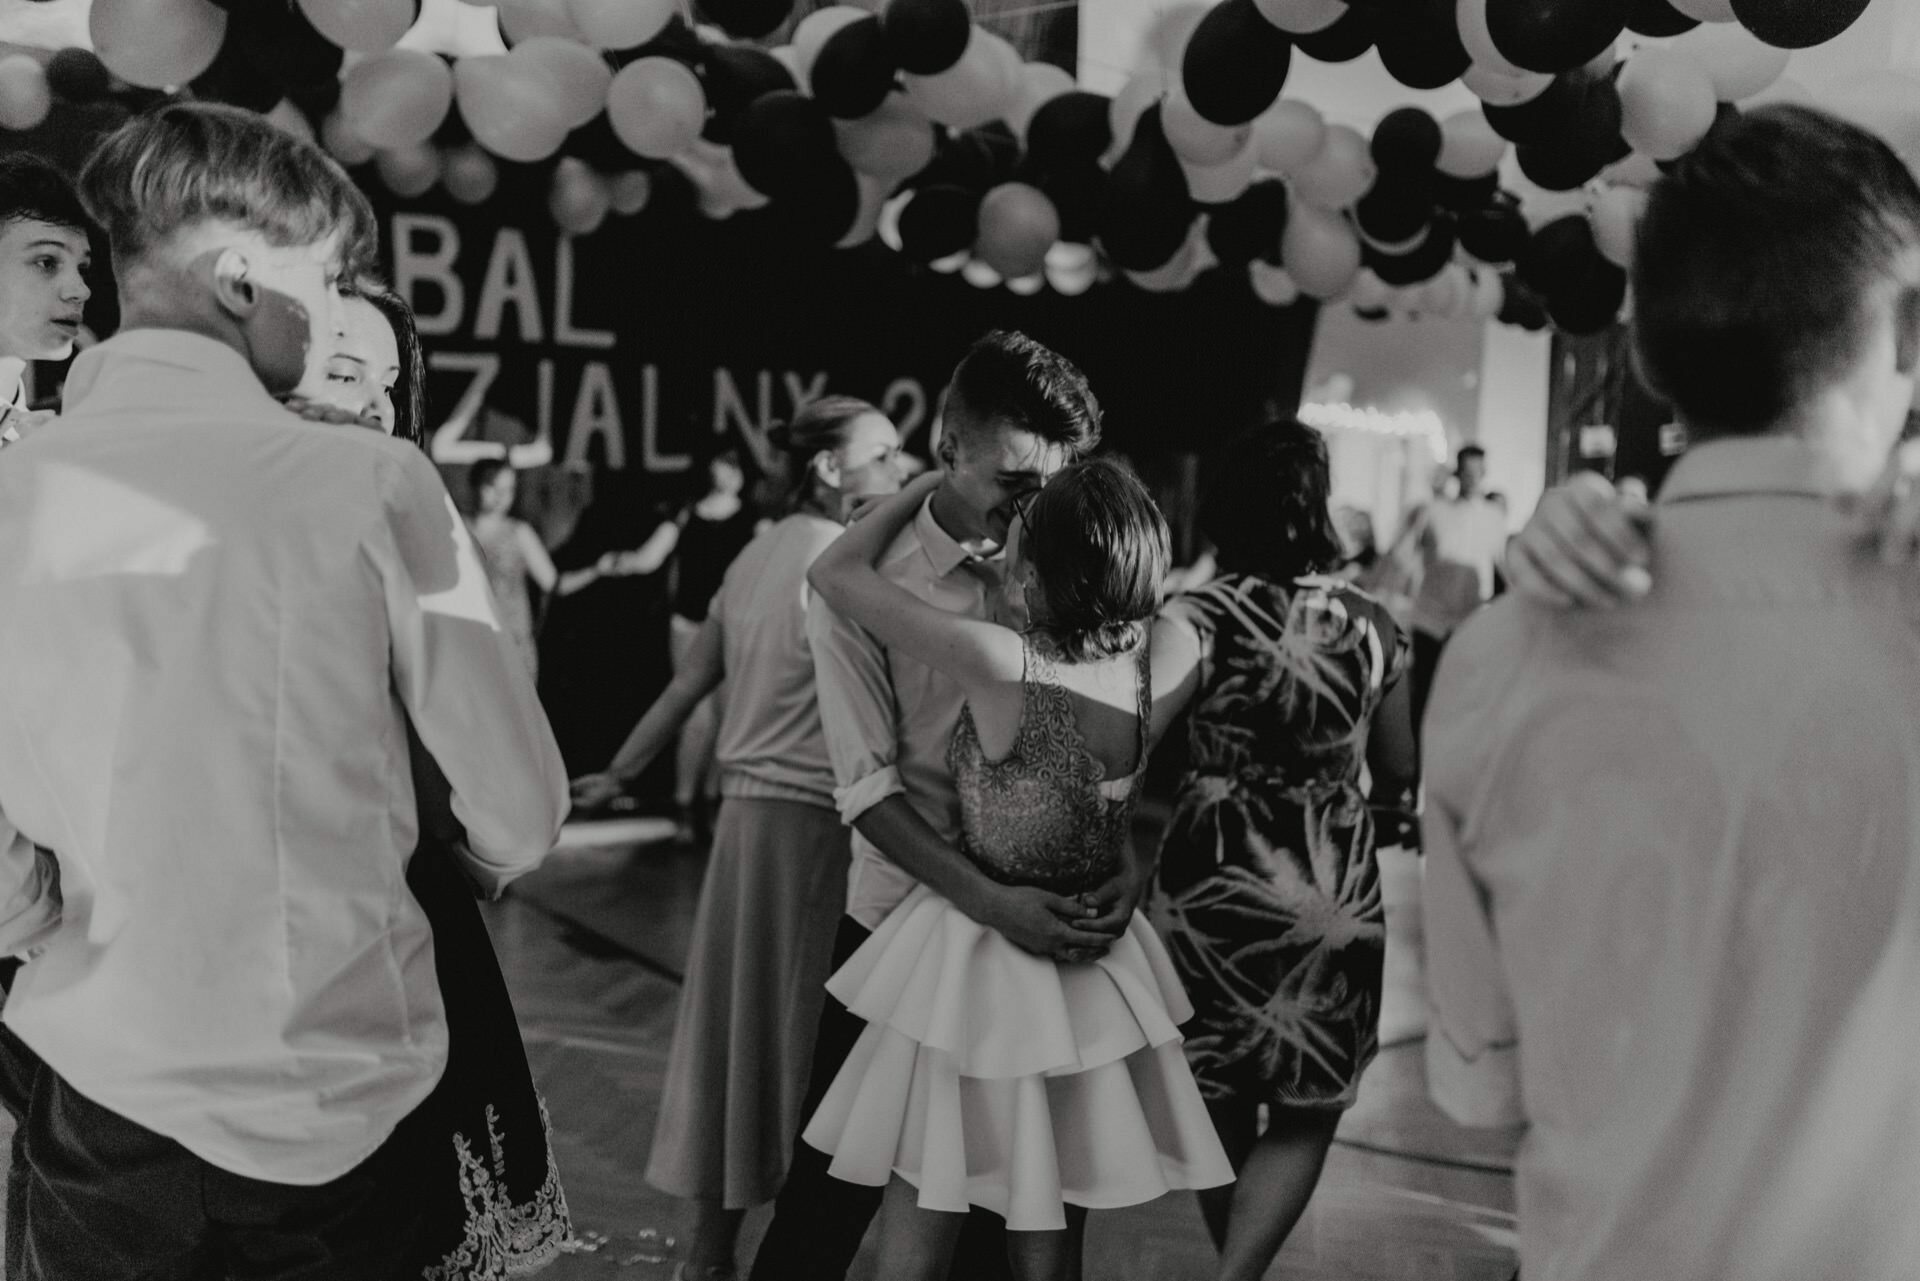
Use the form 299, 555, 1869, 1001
948, 636, 1151, 899
423, 1096, 573, 1281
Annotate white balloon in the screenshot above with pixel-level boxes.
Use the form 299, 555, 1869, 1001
549, 157, 611, 235
1046, 253, 1098, 295
1253, 0, 1344, 36
1005, 62, 1077, 142
510, 36, 613, 129
1163, 87, 1251, 166
1600, 149, 1662, 190
1437, 108, 1507, 179
497, 0, 583, 42
1249, 260, 1300, 306
1618, 48, 1717, 162
266, 100, 316, 144
91, 0, 226, 89
610, 171, 653, 215
1463, 62, 1552, 106
1281, 198, 1362, 297
1591, 186, 1647, 269
791, 6, 867, 86
340, 49, 453, 149
376, 143, 442, 198
1007, 273, 1046, 296
566, 0, 675, 50
962, 259, 1004, 290
322, 110, 377, 166
1289, 124, 1374, 211
0, 56, 50, 131
1182, 137, 1259, 204
1456, 0, 1529, 80
1107, 68, 1169, 164
443, 144, 500, 204
1470, 268, 1505, 318
839, 171, 893, 249
1254, 100, 1327, 174
1348, 269, 1391, 310
1670, 22, 1789, 102
904, 27, 1022, 129
1669, 0, 1736, 22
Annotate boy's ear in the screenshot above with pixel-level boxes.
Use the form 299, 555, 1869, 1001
209, 247, 258, 322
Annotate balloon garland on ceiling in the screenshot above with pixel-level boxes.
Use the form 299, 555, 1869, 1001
1, 0, 1898, 336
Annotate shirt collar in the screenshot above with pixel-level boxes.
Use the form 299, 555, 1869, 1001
62, 328, 280, 417
1658, 437, 1846, 505
914, 493, 1000, 579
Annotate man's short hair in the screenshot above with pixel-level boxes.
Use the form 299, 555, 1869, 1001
77, 102, 375, 274
947, 330, 1102, 458
1632, 105, 1920, 438
0, 153, 90, 237
1457, 444, 1487, 465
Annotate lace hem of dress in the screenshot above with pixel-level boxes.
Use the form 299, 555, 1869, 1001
423, 1095, 573, 1281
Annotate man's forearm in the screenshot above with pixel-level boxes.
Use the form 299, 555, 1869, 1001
852, 795, 998, 921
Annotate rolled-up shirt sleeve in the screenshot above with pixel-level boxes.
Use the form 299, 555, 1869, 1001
0, 813, 58, 958
375, 449, 568, 895
1420, 618, 1525, 1129
806, 591, 903, 825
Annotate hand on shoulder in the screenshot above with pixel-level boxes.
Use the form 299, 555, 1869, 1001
1507, 473, 1654, 609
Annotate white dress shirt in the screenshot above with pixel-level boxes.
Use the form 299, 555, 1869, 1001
1423, 439, 1920, 1280
0, 330, 568, 1185
806, 497, 999, 930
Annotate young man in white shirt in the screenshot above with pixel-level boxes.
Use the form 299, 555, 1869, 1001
0, 153, 92, 448
1423, 106, 1920, 1281
0, 103, 568, 1279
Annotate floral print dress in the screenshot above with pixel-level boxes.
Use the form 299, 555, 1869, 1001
1150, 573, 1409, 1110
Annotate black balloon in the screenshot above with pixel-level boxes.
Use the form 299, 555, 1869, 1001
1206, 179, 1290, 266
1029, 162, 1110, 243
1025, 92, 1113, 169
1182, 0, 1292, 127
1548, 256, 1628, 334
881, 0, 971, 76
562, 114, 632, 171
698, 0, 795, 40
762, 157, 864, 247
1099, 103, 1196, 271
1517, 140, 1606, 190
45, 49, 110, 103
701, 45, 796, 144
1371, 107, 1442, 174
1294, 4, 1374, 62
897, 183, 982, 261
194, 0, 345, 112
916, 123, 1021, 193
1374, 0, 1471, 91
811, 16, 899, 119
1497, 274, 1551, 329
1625, 0, 1699, 36
1483, 68, 1597, 144
1730, 0, 1872, 50
1486, 0, 1630, 75
1365, 215, 1458, 286
1356, 175, 1435, 245
1458, 198, 1529, 263
1517, 214, 1599, 296
1434, 170, 1501, 213
732, 91, 839, 201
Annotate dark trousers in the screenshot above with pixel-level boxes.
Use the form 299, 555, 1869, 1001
749, 916, 1014, 1281
1410, 627, 1448, 741
0, 1024, 435, 1281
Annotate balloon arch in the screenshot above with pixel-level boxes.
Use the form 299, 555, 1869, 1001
0, 0, 1899, 336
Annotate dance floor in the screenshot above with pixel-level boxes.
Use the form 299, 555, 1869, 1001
0, 826, 1523, 1280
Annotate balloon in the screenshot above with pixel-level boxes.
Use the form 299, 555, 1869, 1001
792, 5, 867, 84
1517, 213, 1599, 294
1590, 185, 1645, 267
1146, 4, 1211, 74
1618, 48, 1717, 160
497, 0, 580, 41
1182, 137, 1259, 204
1372, 107, 1443, 174
1099, 103, 1197, 270
91, 0, 228, 89
1027, 92, 1114, 168
1517, 138, 1612, 190
375, 142, 441, 198
1293, 4, 1373, 61
1457, 0, 1530, 79
761, 157, 863, 245
1348, 268, 1391, 310
1423, 264, 1468, 315
1255, 0, 1343, 34
1600, 148, 1662, 188
1464, 62, 1553, 105
1356, 175, 1435, 246
1126, 221, 1212, 294
1376, 0, 1472, 91
549, 157, 611, 234
296, 0, 417, 54
962, 259, 1004, 290
1484, 66, 1606, 144
442, 144, 499, 203
1005, 62, 1077, 142
702, 45, 796, 144
456, 54, 570, 161
1669, 0, 1735, 20
46, 49, 111, 103
1670, 23, 1788, 100
1281, 199, 1362, 297
903, 27, 1020, 129
1730, 0, 1871, 49
1365, 216, 1458, 285
510, 37, 612, 129
1033, 162, 1109, 242
590, 170, 640, 216
340, 49, 451, 149
1108, 69, 1168, 161
1206, 179, 1289, 264
975, 182, 1060, 278
1627, 0, 1699, 36
1485, 0, 1630, 76
0, 55, 52, 131
566, 0, 674, 49
607, 56, 706, 160
1046, 251, 1098, 295
897, 184, 982, 262
1249, 259, 1301, 305
1547, 254, 1626, 333
1459, 198, 1529, 261
1005, 272, 1046, 296
1289, 123, 1375, 210
1437, 108, 1507, 177
1181, 0, 1293, 126
812, 16, 899, 120
732, 90, 837, 198
1164, 88, 1253, 166
839, 171, 894, 248
1434, 170, 1500, 213
1469, 267, 1505, 317
836, 94, 937, 183
267, 101, 316, 144
881, 0, 971, 76
703, 0, 793, 40
321, 110, 376, 165
1254, 100, 1327, 173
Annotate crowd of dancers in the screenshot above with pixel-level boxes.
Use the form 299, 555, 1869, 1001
0, 93, 1914, 1281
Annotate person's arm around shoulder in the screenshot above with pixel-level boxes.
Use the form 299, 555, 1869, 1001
572, 614, 725, 809
1507, 473, 1654, 608
377, 447, 568, 895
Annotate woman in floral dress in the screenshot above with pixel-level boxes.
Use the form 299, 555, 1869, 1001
1150, 419, 1418, 1281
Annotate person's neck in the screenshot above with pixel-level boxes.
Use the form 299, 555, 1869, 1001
119, 301, 248, 362
928, 480, 999, 558
1685, 400, 1892, 494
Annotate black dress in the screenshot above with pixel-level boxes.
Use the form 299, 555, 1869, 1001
670, 507, 758, 624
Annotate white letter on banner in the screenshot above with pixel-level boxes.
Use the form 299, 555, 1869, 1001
391, 214, 463, 337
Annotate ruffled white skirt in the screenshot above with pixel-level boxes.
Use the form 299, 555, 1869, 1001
800, 884, 1236, 1231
